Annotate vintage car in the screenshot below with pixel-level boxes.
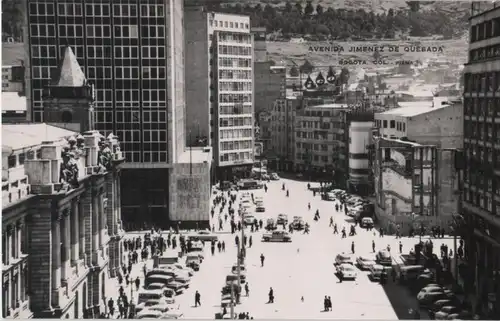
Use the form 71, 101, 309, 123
262, 230, 292, 242
276, 214, 288, 225
265, 218, 278, 231
187, 230, 218, 242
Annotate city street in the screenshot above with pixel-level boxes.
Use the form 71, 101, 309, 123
169, 178, 455, 319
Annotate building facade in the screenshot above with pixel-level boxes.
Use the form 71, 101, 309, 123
267, 96, 300, 171
254, 63, 286, 116
460, 3, 500, 317
2, 65, 24, 93
373, 102, 462, 234
26, 0, 189, 228
185, 8, 254, 181
2, 60, 126, 319
346, 111, 374, 195
294, 103, 349, 183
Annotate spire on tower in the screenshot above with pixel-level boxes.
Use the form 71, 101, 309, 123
52, 46, 86, 87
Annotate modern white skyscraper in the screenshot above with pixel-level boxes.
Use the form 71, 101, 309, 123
185, 7, 254, 181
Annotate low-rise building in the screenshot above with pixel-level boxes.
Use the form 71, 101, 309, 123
372, 100, 463, 234
2, 124, 125, 319
2, 92, 27, 123
2, 45, 126, 319
294, 103, 350, 183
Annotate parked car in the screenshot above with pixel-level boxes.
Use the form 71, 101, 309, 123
337, 263, 357, 280
376, 250, 392, 266
226, 273, 246, 285
262, 230, 292, 242
188, 230, 218, 242
360, 217, 374, 228
255, 201, 266, 212
265, 218, 277, 230
270, 173, 280, 180
335, 253, 354, 266
243, 215, 256, 226
276, 214, 288, 225
291, 218, 305, 230
185, 255, 201, 271
369, 264, 387, 281
231, 264, 247, 274
325, 192, 336, 201
435, 306, 461, 320
356, 255, 376, 270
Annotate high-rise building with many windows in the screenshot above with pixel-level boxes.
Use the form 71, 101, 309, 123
185, 7, 254, 181
26, 0, 192, 228
461, 2, 500, 317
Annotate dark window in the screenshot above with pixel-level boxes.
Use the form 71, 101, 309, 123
390, 120, 395, 128
383, 120, 387, 128
61, 111, 73, 123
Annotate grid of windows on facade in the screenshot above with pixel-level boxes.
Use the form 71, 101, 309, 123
463, 98, 500, 145
376, 119, 406, 131
220, 151, 252, 163
217, 32, 252, 44
28, 1, 170, 163
210, 19, 249, 30
220, 141, 252, 151
219, 70, 252, 80
464, 72, 500, 93
220, 128, 253, 140
470, 16, 500, 43
219, 104, 252, 115
220, 116, 252, 127
218, 45, 252, 56
218, 57, 252, 68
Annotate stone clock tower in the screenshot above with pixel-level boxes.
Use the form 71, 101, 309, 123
43, 46, 95, 132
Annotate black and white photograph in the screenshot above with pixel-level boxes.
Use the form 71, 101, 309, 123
1, 0, 498, 319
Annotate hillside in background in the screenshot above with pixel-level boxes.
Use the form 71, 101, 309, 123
217, 0, 471, 39
2, 0, 24, 41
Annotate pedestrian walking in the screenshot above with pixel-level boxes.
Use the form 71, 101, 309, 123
249, 235, 253, 248
351, 241, 355, 254
372, 240, 376, 253
268, 287, 274, 303
135, 277, 140, 291
329, 217, 333, 227
195, 290, 201, 307
245, 283, 249, 296
333, 223, 338, 234
260, 253, 265, 267
399, 241, 403, 253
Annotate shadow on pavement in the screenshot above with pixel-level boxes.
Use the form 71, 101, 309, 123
380, 280, 429, 320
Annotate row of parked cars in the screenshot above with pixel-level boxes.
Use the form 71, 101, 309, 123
333, 249, 393, 281
417, 284, 472, 320
135, 242, 207, 319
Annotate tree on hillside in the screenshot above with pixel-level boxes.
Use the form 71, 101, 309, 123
304, 1, 314, 15
340, 67, 350, 85
406, 1, 421, 12
2, 0, 24, 40
316, 4, 324, 15
295, 2, 303, 14
299, 60, 315, 74
290, 66, 300, 77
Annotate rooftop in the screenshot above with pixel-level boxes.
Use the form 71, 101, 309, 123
2, 92, 27, 112
377, 100, 450, 118
52, 46, 86, 87
307, 103, 350, 109
2, 42, 23, 66
3, 123, 77, 151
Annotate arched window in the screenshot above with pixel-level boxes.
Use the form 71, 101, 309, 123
61, 111, 73, 123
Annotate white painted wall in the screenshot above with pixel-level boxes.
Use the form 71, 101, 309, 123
382, 168, 412, 200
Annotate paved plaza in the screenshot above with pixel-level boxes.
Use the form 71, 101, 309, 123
115, 178, 455, 319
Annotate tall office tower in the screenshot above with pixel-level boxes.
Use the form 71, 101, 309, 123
462, 3, 500, 316
185, 7, 254, 181
26, 0, 187, 227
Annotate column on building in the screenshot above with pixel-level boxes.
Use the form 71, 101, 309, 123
116, 171, 122, 227
16, 219, 24, 307
78, 199, 85, 260
51, 213, 61, 307
70, 198, 79, 263
106, 171, 116, 236
99, 190, 106, 243
61, 209, 70, 281
92, 190, 99, 251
